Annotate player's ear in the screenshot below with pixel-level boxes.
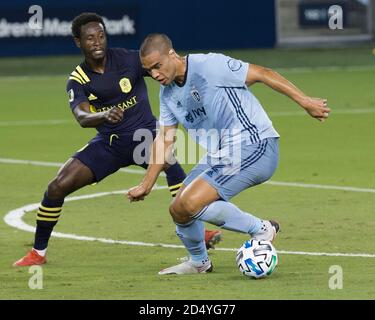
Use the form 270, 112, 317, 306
74, 37, 81, 49
169, 49, 179, 61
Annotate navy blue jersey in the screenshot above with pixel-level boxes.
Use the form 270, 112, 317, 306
66, 48, 156, 135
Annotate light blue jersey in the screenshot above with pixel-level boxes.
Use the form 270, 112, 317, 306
159, 53, 280, 157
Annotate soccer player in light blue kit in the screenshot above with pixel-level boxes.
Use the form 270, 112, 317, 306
128, 34, 330, 274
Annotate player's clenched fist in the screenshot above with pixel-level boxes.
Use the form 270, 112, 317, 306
300, 97, 331, 122
104, 106, 124, 123
127, 184, 149, 202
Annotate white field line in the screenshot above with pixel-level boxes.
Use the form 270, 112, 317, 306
0, 120, 73, 127
0, 107, 374, 127
0, 74, 66, 80
0, 157, 167, 177
4, 188, 375, 258
1, 64, 375, 80
265, 181, 375, 194
1, 157, 375, 193
276, 65, 375, 73
268, 108, 375, 117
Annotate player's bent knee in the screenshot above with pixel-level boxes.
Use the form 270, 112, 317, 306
47, 180, 64, 199
47, 177, 71, 199
170, 196, 201, 219
169, 201, 191, 224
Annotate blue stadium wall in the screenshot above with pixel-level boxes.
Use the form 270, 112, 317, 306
0, 0, 276, 57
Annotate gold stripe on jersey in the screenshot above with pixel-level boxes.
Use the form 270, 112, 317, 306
88, 93, 98, 101
69, 75, 84, 85
76, 66, 90, 83
70, 71, 86, 84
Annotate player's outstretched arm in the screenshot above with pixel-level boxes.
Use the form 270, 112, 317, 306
127, 124, 178, 202
246, 64, 331, 122
73, 102, 124, 127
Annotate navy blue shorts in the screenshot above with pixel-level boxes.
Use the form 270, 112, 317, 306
72, 128, 156, 182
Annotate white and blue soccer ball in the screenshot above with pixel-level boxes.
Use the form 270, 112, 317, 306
236, 239, 278, 279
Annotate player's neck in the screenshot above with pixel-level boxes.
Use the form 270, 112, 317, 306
174, 55, 187, 85
85, 55, 107, 74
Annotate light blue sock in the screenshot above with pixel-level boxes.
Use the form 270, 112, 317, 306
194, 200, 262, 235
175, 220, 209, 264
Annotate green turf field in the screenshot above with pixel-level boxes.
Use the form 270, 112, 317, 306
0, 47, 374, 300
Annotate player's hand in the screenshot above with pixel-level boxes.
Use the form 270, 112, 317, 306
104, 106, 124, 124
300, 97, 331, 122
127, 184, 150, 202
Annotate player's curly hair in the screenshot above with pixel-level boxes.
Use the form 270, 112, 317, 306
71, 12, 106, 38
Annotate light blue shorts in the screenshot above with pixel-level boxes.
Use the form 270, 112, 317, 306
183, 138, 279, 201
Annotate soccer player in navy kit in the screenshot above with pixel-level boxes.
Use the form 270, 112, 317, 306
14, 13, 221, 267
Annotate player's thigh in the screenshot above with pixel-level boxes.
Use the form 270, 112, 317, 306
50, 158, 95, 194
178, 177, 220, 214
172, 157, 220, 214
73, 138, 121, 182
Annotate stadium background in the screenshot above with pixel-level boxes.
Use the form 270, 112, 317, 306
0, 0, 374, 300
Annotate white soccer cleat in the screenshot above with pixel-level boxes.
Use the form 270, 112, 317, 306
252, 220, 280, 243
158, 259, 213, 275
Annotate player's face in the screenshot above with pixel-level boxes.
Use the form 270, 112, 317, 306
77, 22, 107, 60
141, 50, 177, 86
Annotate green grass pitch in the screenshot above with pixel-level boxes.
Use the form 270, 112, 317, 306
0, 46, 374, 299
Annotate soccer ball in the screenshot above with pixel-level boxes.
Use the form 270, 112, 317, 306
236, 239, 278, 279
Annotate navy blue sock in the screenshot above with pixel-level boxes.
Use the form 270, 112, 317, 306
165, 162, 186, 197
34, 192, 64, 250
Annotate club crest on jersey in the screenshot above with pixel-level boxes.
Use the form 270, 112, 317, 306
227, 59, 242, 72
119, 77, 132, 93
68, 89, 74, 102
191, 89, 201, 102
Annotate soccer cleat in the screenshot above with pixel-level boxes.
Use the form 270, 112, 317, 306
13, 249, 46, 267
252, 220, 280, 243
159, 259, 213, 275
205, 229, 223, 250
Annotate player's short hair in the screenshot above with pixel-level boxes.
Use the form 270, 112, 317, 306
140, 33, 173, 57
71, 12, 106, 38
